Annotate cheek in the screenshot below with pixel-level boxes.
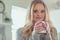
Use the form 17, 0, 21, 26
32, 13, 36, 21
42, 13, 46, 20
31, 13, 34, 21
33, 13, 37, 19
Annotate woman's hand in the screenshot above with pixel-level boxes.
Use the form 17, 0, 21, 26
34, 21, 46, 34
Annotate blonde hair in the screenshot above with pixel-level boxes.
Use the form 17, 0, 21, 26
22, 0, 55, 40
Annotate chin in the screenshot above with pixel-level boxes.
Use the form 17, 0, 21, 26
34, 20, 39, 22
35, 19, 44, 22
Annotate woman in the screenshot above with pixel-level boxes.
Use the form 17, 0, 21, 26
17, 0, 57, 40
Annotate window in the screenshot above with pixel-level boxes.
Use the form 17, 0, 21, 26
11, 6, 27, 40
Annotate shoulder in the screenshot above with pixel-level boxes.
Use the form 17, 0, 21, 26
50, 27, 58, 40
16, 27, 24, 40
16, 27, 23, 35
52, 27, 57, 36
51, 27, 57, 34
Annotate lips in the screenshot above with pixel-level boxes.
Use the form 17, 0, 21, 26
36, 17, 41, 19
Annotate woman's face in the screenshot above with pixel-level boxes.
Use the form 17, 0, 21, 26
31, 3, 46, 23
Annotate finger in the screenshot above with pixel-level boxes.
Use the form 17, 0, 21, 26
35, 27, 45, 33
35, 28, 41, 32
42, 23, 45, 28
35, 23, 42, 28
35, 21, 42, 26
35, 26, 44, 31
39, 27, 45, 30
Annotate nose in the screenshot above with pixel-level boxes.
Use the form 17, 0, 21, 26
37, 12, 41, 16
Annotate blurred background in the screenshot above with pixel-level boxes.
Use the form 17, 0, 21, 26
0, 0, 60, 40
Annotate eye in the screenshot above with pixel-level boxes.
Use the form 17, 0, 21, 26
41, 10, 45, 13
33, 10, 38, 13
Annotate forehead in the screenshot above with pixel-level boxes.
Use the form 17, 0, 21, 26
33, 3, 45, 10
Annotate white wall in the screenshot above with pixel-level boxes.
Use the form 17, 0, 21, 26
11, 6, 27, 40
49, 9, 60, 33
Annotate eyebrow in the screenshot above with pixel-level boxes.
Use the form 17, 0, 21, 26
33, 9, 45, 11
